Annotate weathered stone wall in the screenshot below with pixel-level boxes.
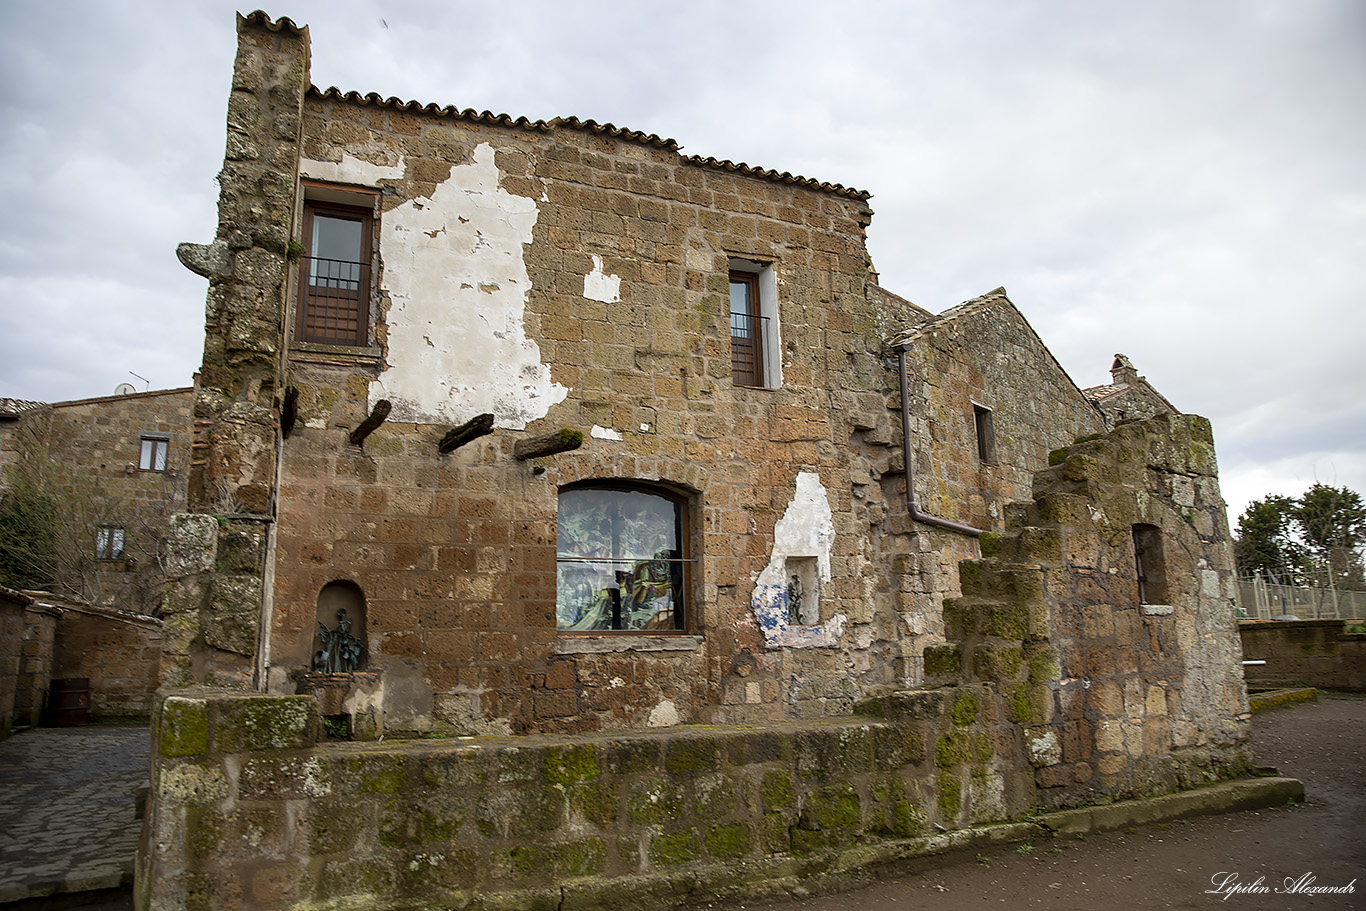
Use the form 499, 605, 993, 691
926, 415, 1249, 809
0, 586, 30, 738
1239, 619, 1366, 692
161, 11, 310, 689
16, 602, 58, 729
52, 603, 162, 720
134, 688, 1003, 910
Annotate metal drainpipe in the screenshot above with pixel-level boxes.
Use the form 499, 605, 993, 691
897, 345, 984, 538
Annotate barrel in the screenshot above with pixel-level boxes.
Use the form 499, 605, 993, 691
49, 678, 91, 726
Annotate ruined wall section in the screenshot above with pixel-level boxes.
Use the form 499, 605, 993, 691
269, 85, 911, 734
163, 13, 310, 687
926, 414, 1249, 811
860, 291, 1108, 694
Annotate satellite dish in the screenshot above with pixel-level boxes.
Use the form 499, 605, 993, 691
114, 383, 137, 396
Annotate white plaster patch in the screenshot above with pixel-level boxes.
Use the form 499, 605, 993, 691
647, 700, 679, 727
583, 254, 621, 303
372, 143, 568, 428
590, 425, 623, 441
750, 472, 845, 648
300, 152, 405, 185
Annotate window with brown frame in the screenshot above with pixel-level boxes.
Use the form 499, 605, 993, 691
138, 435, 169, 471
296, 200, 373, 346
729, 270, 766, 387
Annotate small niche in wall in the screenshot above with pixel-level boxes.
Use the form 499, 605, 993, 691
784, 556, 821, 626
312, 579, 367, 672
1133, 524, 1169, 606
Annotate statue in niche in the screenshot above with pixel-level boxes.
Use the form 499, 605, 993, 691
787, 574, 804, 625
313, 608, 363, 673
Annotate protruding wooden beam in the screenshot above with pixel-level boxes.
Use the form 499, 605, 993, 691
513, 428, 583, 461
438, 413, 495, 453
349, 399, 392, 446
281, 386, 299, 439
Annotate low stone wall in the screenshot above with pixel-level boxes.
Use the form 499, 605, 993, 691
1239, 620, 1366, 692
0, 587, 31, 738
17, 602, 59, 729
53, 603, 162, 720
138, 686, 1251, 911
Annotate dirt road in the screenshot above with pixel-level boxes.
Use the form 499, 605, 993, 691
740, 693, 1364, 911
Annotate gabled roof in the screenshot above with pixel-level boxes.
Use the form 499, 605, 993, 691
888, 286, 1101, 416
243, 11, 872, 202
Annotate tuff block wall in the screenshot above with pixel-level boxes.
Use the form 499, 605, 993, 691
927, 415, 1250, 808
138, 687, 1019, 911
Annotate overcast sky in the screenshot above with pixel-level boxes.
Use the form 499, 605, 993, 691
1, 0, 1362, 524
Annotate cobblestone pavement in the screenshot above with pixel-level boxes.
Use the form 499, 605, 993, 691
0, 725, 149, 904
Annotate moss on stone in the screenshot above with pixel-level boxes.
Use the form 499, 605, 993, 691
558, 428, 583, 446
544, 744, 600, 785
547, 838, 607, 877
1005, 682, 1047, 725
870, 778, 925, 838
761, 812, 792, 854
704, 822, 753, 861
801, 784, 861, 833
761, 769, 795, 810
694, 774, 739, 820
648, 829, 702, 867
924, 643, 962, 679
665, 738, 721, 776
605, 739, 661, 775
936, 772, 963, 820
958, 562, 982, 594
936, 729, 972, 768
973, 643, 1024, 682
1027, 646, 1061, 685
159, 696, 209, 758
626, 777, 682, 826
949, 690, 979, 726
873, 725, 927, 769
978, 532, 1002, 558
572, 780, 619, 829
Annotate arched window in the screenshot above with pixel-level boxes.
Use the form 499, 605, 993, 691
556, 483, 689, 632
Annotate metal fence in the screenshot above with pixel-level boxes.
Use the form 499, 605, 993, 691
1238, 575, 1366, 621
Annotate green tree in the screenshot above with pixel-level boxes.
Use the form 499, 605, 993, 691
1295, 483, 1366, 589
1234, 494, 1307, 584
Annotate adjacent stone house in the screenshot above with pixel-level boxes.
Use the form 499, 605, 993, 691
0, 387, 192, 613
141, 12, 1252, 909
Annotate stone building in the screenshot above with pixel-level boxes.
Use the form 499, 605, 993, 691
140, 12, 1253, 909
0, 387, 193, 613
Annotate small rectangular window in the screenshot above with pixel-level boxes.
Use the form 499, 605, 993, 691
973, 404, 996, 464
139, 436, 169, 471
1133, 524, 1168, 604
728, 260, 781, 389
96, 526, 125, 560
297, 199, 374, 346
729, 271, 765, 387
